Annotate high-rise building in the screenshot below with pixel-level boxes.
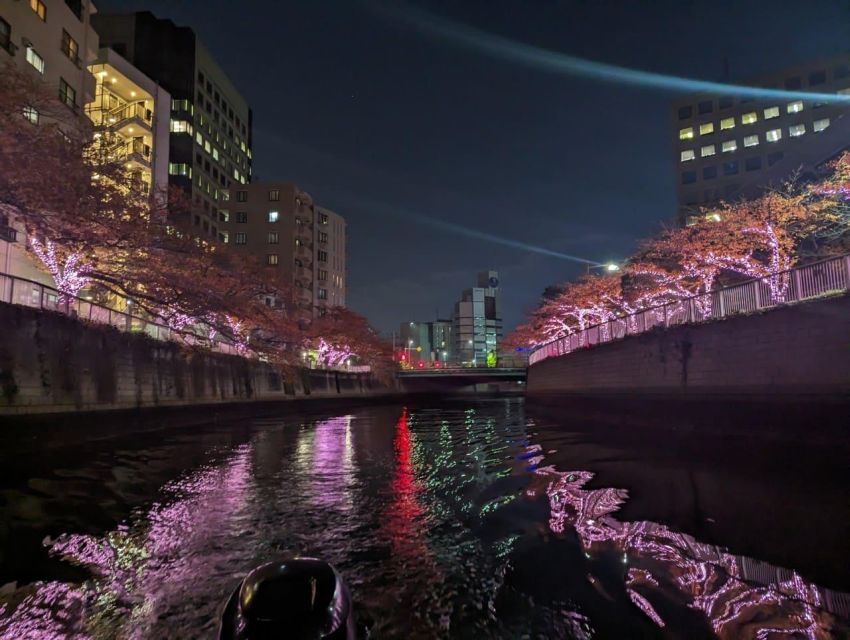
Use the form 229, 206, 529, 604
430, 319, 452, 365
673, 54, 850, 225
91, 11, 253, 239
85, 46, 170, 195
452, 271, 502, 366
220, 182, 346, 319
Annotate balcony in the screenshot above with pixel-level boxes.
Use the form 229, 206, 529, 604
105, 103, 153, 136
120, 139, 152, 167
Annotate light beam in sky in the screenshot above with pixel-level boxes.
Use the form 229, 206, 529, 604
374, 1, 850, 104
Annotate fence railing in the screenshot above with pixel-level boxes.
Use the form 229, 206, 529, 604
0, 272, 244, 357
0, 271, 371, 372
529, 254, 850, 366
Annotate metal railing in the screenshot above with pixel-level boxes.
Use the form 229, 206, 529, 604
529, 254, 850, 366
0, 272, 243, 356
0, 271, 369, 371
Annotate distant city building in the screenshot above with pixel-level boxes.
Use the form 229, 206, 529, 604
430, 319, 452, 364
92, 11, 253, 239
399, 321, 430, 365
220, 182, 346, 320
452, 271, 502, 366
85, 46, 170, 195
673, 54, 850, 225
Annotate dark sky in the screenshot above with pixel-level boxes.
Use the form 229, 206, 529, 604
98, 0, 850, 333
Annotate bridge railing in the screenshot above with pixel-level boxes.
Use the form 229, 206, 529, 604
529, 254, 850, 366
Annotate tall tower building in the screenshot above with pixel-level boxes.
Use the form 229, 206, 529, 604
673, 54, 850, 225
91, 11, 253, 239
452, 271, 502, 366
221, 182, 347, 320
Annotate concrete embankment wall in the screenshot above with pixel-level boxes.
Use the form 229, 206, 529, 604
527, 293, 850, 401
0, 302, 397, 416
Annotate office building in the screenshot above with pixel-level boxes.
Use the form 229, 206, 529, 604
220, 182, 346, 319
673, 54, 850, 225
430, 319, 452, 364
85, 46, 170, 194
92, 11, 252, 238
452, 271, 502, 366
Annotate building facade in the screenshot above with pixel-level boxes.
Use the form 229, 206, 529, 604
452, 271, 502, 366
673, 54, 850, 224
1, 0, 99, 121
91, 11, 253, 239
0, 0, 100, 285
85, 46, 170, 194
220, 182, 346, 319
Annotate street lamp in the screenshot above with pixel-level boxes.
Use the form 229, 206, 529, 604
587, 262, 621, 274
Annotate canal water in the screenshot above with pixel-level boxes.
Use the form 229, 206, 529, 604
0, 398, 848, 638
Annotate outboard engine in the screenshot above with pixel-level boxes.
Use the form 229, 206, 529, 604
219, 558, 357, 639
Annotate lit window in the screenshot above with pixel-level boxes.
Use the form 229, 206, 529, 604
30, 0, 46, 21
699, 122, 714, 135
720, 117, 735, 130
700, 144, 716, 157
787, 101, 803, 114
741, 112, 757, 125
234, 232, 247, 245
743, 134, 759, 147
679, 127, 694, 140
268, 232, 279, 244
318, 288, 328, 300
204, 140, 211, 153
319, 213, 329, 225
789, 124, 805, 137
168, 162, 191, 177
766, 129, 782, 142
220, 231, 229, 243
267, 254, 279, 265
25, 47, 44, 74
268, 210, 279, 223
22, 106, 39, 125
813, 118, 830, 132
195, 132, 203, 146
721, 140, 737, 153
212, 148, 219, 161
680, 149, 695, 162
763, 106, 779, 119
170, 120, 193, 134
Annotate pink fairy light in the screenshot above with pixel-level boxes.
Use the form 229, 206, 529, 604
28, 238, 91, 304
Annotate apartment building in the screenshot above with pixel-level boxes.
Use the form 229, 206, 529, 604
673, 54, 850, 224
0, 0, 99, 285
221, 182, 347, 319
92, 11, 252, 239
1, 0, 99, 119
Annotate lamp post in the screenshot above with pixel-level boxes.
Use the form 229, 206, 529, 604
586, 262, 621, 274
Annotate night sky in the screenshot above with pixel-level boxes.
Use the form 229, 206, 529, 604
98, 0, 850, 333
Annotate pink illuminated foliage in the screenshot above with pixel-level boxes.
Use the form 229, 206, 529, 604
28, 237, 91, 304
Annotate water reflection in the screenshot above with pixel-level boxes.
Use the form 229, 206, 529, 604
527, 465, 850, 637
0, 400, 847, 638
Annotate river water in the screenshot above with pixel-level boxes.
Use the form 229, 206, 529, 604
0, 398, 848, 638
